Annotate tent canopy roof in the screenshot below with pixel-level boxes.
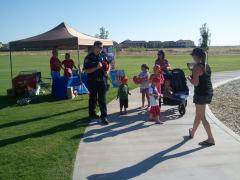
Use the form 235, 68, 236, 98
9, 22, 113, 49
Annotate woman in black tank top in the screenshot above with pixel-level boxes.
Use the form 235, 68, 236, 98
187, 48, 215, 146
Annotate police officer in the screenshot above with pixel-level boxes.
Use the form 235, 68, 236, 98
83, 41, 109, 125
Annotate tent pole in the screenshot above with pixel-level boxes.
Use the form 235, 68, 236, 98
207, 51, 209, 65
77, 45, 80, 66
9, 46, 13, 84
77, 44, 82, 83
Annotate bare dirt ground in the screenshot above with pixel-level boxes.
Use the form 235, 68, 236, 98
210, 79, 240, 135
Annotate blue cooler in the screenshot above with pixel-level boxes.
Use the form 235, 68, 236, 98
51, 75, 87, 100
51, 77, 69, 99
81, 73, 89, 89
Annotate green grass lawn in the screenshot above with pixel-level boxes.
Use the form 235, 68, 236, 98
0, 53, 239, 179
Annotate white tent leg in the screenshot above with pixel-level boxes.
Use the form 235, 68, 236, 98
77, 45, 80, 66
9, 47, 13, 85
77, 45, 82, 83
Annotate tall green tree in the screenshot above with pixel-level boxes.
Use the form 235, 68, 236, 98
199, 23, 211, 52
95, 27, 109, 39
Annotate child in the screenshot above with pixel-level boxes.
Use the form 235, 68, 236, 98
162, 79, 173, 98
117, 76, 131, 115
148, 77, 163, 124
62, 53, 77, 77
150, 64, 165, 106
150, 64, 164, 92
138, 64, 150, 108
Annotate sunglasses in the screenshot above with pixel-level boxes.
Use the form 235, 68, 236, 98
96, 46, 103, 49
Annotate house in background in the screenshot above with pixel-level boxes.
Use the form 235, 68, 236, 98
119, 40, 148, 48
175, 40, 195, 48
0, 43, 9, 50
119, 39, 195, 49
162, 41, 177, 48
147, 41, 162, 48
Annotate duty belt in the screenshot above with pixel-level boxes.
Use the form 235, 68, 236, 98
89, 77, 105, 81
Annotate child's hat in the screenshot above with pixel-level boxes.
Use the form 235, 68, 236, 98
121, 76, 128, 83
154, 64, 161, 72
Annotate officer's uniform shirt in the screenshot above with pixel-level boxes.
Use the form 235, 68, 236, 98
100, 51, 108, 62
83, 52, 105, 80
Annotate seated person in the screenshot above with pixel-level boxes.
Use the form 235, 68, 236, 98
62, 53, 77, 77
162, 79, 173, 98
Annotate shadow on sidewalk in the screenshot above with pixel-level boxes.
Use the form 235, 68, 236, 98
87, 136, 208, 180
161, 107, 182, 122
74, 107, 182, 143
76, 108, 152, 143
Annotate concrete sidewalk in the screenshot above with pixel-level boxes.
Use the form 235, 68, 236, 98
73, 71, 240, 180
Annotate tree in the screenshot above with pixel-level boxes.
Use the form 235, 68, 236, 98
199, 23, 211, 52
95, 27, 109, 39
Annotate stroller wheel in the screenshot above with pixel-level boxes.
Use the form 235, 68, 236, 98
178, 104, 186, 116
185, 100, 187, 107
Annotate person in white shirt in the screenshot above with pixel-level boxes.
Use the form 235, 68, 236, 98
138, 64, 150, 108
148, 77, 163, 124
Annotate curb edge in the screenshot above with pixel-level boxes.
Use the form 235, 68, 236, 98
206, 76, 240, 143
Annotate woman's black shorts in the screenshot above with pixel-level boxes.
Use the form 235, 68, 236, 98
193, 94, 213, 105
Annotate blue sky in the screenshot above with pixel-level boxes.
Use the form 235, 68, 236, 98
1, 0, 240, 45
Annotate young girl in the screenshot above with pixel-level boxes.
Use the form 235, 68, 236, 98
62, 53, 77, 77
138, 64, 150, 108
150, 64, 165, 106
148, 77, 163, 124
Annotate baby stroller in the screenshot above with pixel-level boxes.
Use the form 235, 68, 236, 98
161, 69, 189, 116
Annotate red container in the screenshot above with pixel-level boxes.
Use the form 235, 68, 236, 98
12, 72, 38, 96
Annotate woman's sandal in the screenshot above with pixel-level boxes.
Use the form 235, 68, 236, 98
199, 140, 215, 146
189, 128, 194, 139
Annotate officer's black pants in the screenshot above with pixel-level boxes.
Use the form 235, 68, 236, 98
88, 80, 107, 118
